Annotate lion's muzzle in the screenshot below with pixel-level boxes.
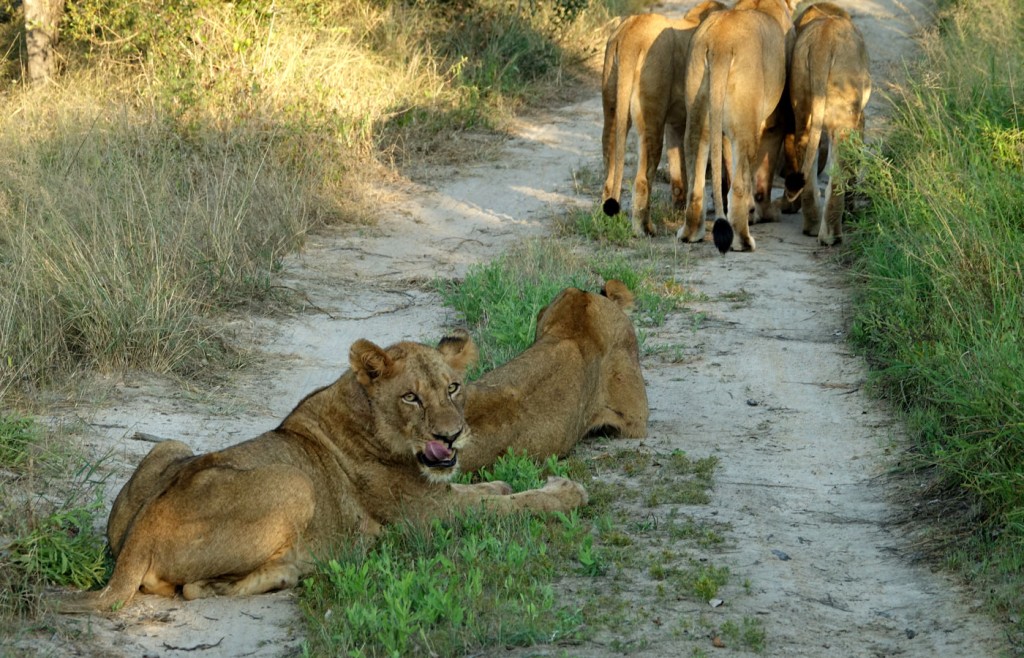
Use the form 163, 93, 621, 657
417, 429, 464, 469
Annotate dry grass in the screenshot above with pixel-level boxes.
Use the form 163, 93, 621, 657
0, 0, 626, 396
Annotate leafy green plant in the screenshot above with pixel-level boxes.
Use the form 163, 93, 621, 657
688, 564, 728, 601
0, 414, 36, 467
575, 534, 605, 576
721, 616, 767, 653
7, 499, 109, 590
300, 510, 585, 657
468, 449, 546, 491
460, 449, 572, 492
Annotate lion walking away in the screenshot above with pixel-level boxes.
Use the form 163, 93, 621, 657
677, 0, 797, 253
783, 1, 872, 245
600, 1, 725, 237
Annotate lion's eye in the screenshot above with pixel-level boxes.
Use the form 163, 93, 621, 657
402, 392, 419, 405
447, 382, 460, 397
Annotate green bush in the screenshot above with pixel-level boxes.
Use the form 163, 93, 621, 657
7, 502, 110, 590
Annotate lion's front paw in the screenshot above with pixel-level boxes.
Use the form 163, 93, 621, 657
541, 476, 589, 508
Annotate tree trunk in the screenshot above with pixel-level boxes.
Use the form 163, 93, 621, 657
24, 0, 65, 83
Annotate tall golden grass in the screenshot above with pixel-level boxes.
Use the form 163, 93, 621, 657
0, 0, 624, 396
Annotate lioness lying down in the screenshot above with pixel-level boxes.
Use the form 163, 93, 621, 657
459, 280, 648, 472
61, 332, 587, 613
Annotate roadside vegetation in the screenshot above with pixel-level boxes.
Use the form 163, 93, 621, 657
0, 413, 110, 635
0, 0, 633, 398
846, 0, 1024, 647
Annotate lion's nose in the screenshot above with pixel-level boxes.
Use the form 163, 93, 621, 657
432, 428, 462, 445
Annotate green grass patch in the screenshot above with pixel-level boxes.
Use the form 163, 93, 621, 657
300, 451, 601, 656
435, 239, 684, 375
720, 616, 767, 653
457, 449, 574, 491
6, 499, 110, 591
0, 423, 110, 635
299, 499, 587, 657
567, 206, 636, 245
0, 414, 36, 468
845, 0, 1024, 643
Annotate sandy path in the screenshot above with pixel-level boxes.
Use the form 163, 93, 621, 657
54, 0, 1012, 656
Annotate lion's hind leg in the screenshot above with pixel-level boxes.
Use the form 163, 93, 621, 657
678, 106, 710, 244
818, 126, 855, 246
107, 439, 194, 557
73, 463, 317, 611
182, 548, 307, 600
159, 463, 316, 597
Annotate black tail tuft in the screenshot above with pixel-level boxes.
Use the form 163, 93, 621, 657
712, 218, 733, 254
602, 198, 620, 217
785, 171, 806, 195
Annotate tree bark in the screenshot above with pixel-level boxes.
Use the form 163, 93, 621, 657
24, 0, 65, 83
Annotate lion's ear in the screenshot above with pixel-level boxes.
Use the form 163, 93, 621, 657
601, 280, 635, 311
349, 339, 395, 386
437, 330, 478, 374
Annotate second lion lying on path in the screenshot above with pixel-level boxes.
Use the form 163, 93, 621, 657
60, 331, 587, 613
460, 280, 649, 472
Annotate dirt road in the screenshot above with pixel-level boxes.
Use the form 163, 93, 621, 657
57, 0, 1013, 655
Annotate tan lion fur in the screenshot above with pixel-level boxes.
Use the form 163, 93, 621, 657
61, 332, 587, 613
459, 280, 648, 472
600, 1, 726, 237
677, 0, 797, 253
783, 2, 871, 245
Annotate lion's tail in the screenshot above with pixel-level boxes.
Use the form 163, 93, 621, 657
786, 46, 833, 203
57, 550, 150, 614
601, 20, 641, 217
708, 49, 733, 254
600, 29, 620, 215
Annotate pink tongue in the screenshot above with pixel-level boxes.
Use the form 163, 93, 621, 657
424, 440, 452, 462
